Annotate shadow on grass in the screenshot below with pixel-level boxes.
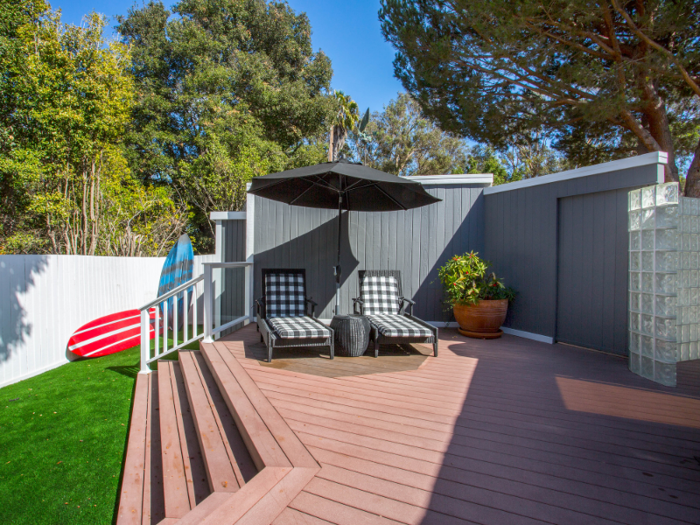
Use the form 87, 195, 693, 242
107, 363, 141, 379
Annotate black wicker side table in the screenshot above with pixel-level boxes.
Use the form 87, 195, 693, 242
329, 315, 371, 357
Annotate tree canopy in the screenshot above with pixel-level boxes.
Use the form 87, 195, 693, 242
116, 0, 335, 249
0, 4, 185, 255
379, 0, 700, 193
352, 92, 469, 176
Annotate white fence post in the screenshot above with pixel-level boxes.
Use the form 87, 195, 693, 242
203, 263, 213, 343
139, 309, 151, 374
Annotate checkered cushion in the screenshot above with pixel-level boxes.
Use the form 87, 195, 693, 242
268, 316, 330, 339
265, 272, 305, 318
367, 314, 434, 338
361, 275, 400, 315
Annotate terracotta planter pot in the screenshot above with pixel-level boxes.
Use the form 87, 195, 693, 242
453, 299, 508, 339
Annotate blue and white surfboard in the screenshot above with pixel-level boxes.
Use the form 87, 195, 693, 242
158, 234, 194, 331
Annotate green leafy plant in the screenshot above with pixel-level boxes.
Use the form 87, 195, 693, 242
438, 251, 515, 306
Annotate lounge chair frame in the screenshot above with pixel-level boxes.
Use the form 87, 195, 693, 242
256, 268, 334, 362
353, 270, 438, 358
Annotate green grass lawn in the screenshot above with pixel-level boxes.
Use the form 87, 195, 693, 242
0, 331, 199, 525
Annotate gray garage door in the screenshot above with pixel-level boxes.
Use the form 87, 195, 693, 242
556, 189, 630, 355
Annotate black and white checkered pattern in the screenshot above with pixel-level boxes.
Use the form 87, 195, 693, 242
268, 316, 330, 339
265, 272, 305, 318
361, 275, 400, 315
367, 314, 434, 338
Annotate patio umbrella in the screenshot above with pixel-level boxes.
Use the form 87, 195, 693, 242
248, 160, 441, 314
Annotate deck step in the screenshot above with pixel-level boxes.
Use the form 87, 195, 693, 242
117, 372, 165, 525
158, 361, 210, 518
178, 350, 254, 493
118, 345, 308, 525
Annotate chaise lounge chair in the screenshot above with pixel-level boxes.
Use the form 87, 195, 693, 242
353, 270, 438, 358
256, 268, 334, 362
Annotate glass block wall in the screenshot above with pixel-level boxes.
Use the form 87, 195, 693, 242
628, 182, 700, 386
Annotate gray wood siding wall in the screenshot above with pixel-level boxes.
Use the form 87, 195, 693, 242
252, 184, 488, 320
484, 164, 661, 350
220, 220, 246, 323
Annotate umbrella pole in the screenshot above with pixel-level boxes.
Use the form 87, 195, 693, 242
335, 195, 342, 315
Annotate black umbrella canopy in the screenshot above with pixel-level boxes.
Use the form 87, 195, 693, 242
248, 160, 441, 314
247, 160, 441, 211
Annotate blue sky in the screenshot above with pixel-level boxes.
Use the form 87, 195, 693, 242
52, 0, 404, 114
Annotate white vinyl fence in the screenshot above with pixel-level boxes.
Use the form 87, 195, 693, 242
0, 254, 217, 388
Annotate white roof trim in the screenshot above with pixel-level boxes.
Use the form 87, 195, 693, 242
408, 174, 493, 185
210, 211, 246, 221
484, 152, 668, 195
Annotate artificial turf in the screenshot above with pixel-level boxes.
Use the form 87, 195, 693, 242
0, 333, 198, 524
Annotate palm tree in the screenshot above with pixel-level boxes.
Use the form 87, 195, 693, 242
328, 91, 360, 162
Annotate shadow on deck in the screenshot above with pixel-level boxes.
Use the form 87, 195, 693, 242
221, 326, 431, 378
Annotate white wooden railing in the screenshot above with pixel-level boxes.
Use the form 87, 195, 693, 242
139, 261, 252, 374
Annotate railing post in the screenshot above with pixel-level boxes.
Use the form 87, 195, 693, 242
244, 262, 252, 325
203, 263, 213, 342
139, 308, 151, 374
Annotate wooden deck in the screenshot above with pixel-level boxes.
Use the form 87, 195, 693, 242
119, 323, 700, 524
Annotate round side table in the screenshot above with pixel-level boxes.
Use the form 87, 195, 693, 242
330, 315, 371, 357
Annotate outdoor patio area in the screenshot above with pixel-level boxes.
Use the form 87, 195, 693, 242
119, 323, 700, 524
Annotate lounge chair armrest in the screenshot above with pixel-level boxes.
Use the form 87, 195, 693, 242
399, 296, 415, 315
305, 297, 317, 318
352, 297, 364, 315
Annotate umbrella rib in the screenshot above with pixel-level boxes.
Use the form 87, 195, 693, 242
345, 180, 379, 193
345, 178, 371, 192
288, 181, 317, 205
310, 174, 341, 192
250, 177, 291, 192
374, 184, 408, 211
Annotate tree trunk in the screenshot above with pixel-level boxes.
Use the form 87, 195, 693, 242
684, 139, 700, 197
640, 79, 679, 183
82, 169, 89, 255
329, 125, 346, 162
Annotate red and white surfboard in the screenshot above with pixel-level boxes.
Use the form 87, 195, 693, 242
68, 309, 158, 358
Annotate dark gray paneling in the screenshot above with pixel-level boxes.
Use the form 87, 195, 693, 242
556, 188, 631, 354
223, 220, 246, 261
484, 164, 660, 352
219, 220, 246, 327
253, 184, 488, 320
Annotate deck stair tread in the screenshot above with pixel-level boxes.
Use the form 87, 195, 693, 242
143, 372, 165, 525
206, 342, 319, 469
117, 372, 159, 525
157, 360, 210, 518
177, 350, 248, 493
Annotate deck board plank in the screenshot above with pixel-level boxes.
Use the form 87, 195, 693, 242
158, 362, 192, 518
143, 373, 165, 525
272, 507, 334, 524
287, 491, 405, 525
117, 373, 149, 525
170, 360, 211, 505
